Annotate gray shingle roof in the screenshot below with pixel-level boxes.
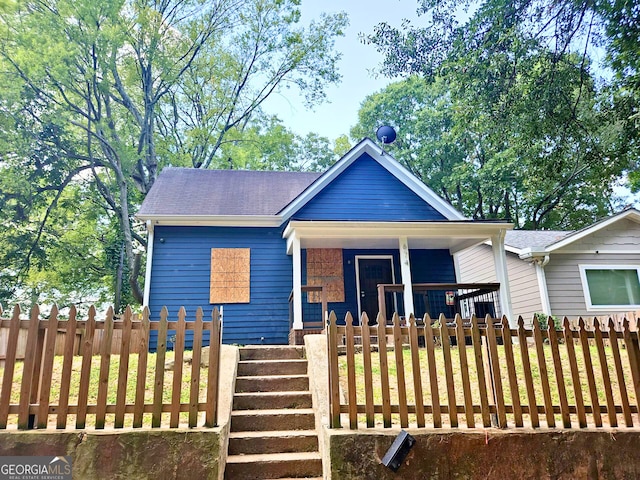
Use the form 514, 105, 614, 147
138, 167, 322, 217
504, 230, 572, 250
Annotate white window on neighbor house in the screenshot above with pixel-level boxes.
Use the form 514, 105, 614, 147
579, 265, 640, 310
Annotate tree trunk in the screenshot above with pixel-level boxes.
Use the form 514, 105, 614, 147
114, 242, 124, 313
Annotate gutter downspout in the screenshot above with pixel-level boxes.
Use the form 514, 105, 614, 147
533, 255, 552, 316
143, 220, 154, 307
491, 229, 515, 326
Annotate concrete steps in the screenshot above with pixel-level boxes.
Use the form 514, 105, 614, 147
232, 391, 312, 410
224, 346, 322, 480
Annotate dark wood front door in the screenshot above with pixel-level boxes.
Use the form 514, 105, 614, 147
358, 258, 394, 322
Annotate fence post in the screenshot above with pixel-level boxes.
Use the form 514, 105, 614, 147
327, 311, 341, 428
483, 315, 507, 427
0, 305, 22, 429
377, 285, 387, 324
205, 307, 221, 428
18, 305, 43, 430
629, 316, 640, 383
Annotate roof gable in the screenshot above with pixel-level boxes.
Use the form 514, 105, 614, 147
545, 208, 640, 252
279, 138, 465, 221
292, 153, 448, 221
517, 208, 640, 258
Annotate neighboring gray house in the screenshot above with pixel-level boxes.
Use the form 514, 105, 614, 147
455, 208, 640, 320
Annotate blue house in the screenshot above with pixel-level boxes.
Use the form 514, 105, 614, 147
137, 138, 514, 346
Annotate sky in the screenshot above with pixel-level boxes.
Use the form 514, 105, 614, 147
262, 0, 421, 141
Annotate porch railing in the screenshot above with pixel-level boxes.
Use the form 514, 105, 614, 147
289, 285, 328, 330
377, 283, 501, 322
288, 285, 328, 344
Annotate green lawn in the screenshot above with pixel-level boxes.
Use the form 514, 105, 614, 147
0, 352, 211, 429
337, 342, 638, 428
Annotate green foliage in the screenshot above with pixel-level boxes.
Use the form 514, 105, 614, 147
534, 312, 562, 331
357, 0, 638, 228
0, 0, 347, 307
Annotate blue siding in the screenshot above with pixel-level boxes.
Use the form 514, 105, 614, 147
293, 154, 446, 221
149, 226, 292, 347
409, 249, 456, 283
410, 249, 456, 318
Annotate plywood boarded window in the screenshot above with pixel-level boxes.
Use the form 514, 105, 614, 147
210, 248, 250, 303
307, 248, 344, 303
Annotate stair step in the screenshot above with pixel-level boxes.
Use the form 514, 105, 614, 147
233, 391, 312, 410
238, 359, 308, 376
240, 346, 305, 361
228, 430, 318, 455
236, 375, 309, 393
231, 409, 315, 432
224, 452, 322, 480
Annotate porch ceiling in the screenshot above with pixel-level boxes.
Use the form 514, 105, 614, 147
283, 220, 513, 254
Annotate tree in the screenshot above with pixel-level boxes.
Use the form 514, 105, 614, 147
0, 0, 347, 309
352, 60, 629, 229
358, 0, 637, 228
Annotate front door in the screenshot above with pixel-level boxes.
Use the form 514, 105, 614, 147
357, 257, 394, 322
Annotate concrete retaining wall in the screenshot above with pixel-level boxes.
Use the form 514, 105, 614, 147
326, 425, 640, 479
0, 429, 223, 480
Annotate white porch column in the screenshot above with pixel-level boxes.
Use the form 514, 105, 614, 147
491, 229, 515, 326
398, 236, 414, 317
292, 233, 303, 330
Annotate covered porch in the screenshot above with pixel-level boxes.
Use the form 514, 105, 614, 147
284, 220, 514, 343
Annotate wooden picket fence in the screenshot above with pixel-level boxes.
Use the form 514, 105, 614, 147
327, 311, 640, 430
0, 304, 222, 430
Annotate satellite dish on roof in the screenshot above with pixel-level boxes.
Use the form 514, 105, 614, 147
376, 125, 397, 145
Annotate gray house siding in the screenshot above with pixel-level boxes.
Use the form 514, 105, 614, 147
456, 244, 543, 319
507, 253, 544, 319
544, 252, 640, 317
544, 219, 640, 317
456, 245, 496, 283
556, 218, 640, 252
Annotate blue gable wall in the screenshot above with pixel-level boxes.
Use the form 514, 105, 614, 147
149, 226, 292, 347
293, 154, 447, 221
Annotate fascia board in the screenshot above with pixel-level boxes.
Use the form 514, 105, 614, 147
483, 239, 523, 255
284, 220, 512, 239
135, 214, 282, 227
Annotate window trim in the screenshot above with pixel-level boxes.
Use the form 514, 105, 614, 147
578, 264, 640, 311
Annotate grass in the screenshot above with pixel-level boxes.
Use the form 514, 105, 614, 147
337, 341, 639, 429
0, 352, 211, 429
